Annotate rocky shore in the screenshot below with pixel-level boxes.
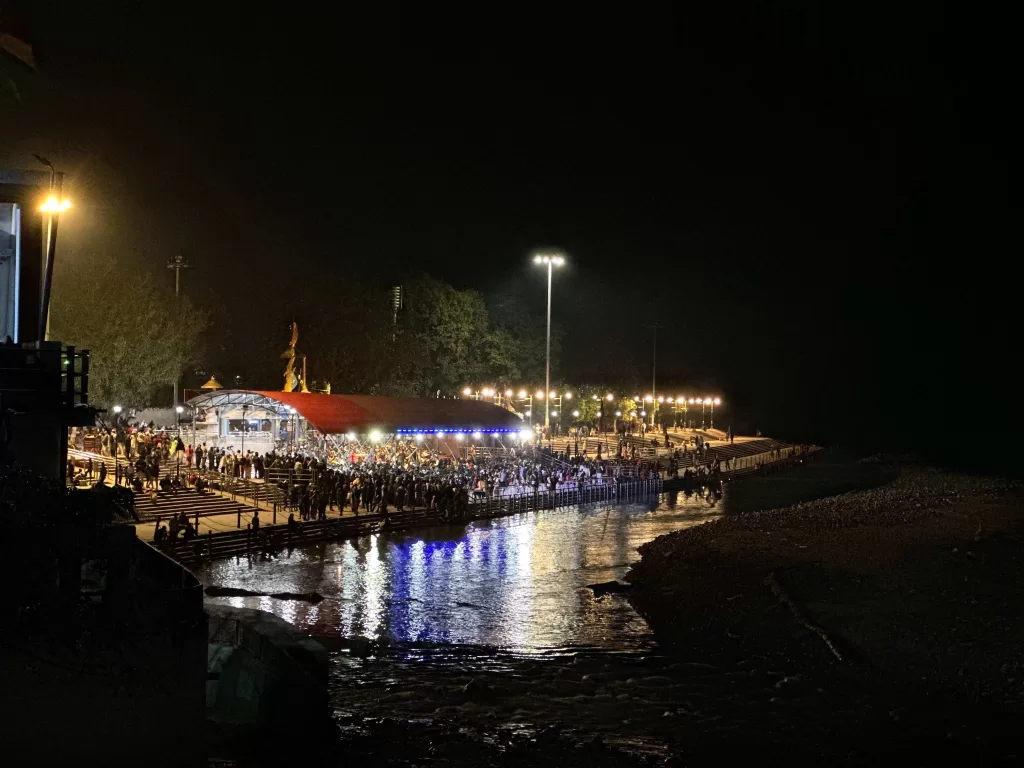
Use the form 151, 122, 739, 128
627, 469, 1024, 762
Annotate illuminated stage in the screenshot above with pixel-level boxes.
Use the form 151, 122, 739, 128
184, 389, 527, 463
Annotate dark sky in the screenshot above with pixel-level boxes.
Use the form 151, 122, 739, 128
2, 2, 1015, 469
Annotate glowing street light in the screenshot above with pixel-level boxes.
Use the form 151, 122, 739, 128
463, 387, 473, 396
532, 249, 566, 430
39, 197, 71, 213
572, 409, 580, 418
710, 397, 722, 428
112, 404, 123, 414
606, 394, 614, 401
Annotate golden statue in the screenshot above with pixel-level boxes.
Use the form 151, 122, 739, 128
281, 322, 301, 392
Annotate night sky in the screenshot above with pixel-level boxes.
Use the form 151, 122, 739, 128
1, 3, 1015, 470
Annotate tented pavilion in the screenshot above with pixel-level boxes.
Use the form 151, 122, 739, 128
183, 389, 527, 460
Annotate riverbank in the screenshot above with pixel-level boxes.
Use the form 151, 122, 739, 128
627, 468, 1024, 761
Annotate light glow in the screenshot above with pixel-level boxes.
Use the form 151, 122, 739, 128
112, 405, 123, 414
472, 431, 482, 439
606, 394, 614, 401
714, 397, 722, 405
572, 410, 579, 417
518, 390, 528, 399
175, 405, 184, 413
40, 197, 71, 213
346, 432, 357, 441
414, 433, 423, 442
463, 387, 472, 396
536, 390, 545, 399
369, 430, 382, 442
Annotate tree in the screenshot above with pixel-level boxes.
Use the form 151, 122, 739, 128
49, 255, 207, 408
488, 293, 559, 383
575, 395, 601, 425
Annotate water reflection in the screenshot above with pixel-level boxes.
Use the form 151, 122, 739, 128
201, 492, 720, 651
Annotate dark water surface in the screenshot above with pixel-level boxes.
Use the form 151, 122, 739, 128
200, 462, 886, 650
200, 490, 722, 651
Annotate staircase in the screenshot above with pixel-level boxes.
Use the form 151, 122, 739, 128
69, 449, 261, 523
130, 487, 259, 523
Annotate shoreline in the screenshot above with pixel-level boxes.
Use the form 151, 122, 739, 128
626, 468, 1024, 760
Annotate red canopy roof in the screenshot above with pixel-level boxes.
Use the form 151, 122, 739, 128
250, 391, 523, 434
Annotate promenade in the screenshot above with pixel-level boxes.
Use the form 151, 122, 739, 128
68, 434, 817, 565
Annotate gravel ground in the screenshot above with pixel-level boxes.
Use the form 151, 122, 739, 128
626, 469, 1024, 762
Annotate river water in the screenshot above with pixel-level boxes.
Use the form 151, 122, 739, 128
199, 488, 725, 651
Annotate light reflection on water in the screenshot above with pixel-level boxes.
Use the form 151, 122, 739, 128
200, 489, 722, 650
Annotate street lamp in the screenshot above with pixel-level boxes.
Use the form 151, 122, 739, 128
515, 391, 535, 425
175, 404, 184, 432
711, 397, 721, 428
532, 250, 566, 432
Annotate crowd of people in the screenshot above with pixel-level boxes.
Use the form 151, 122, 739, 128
71, 423, 667, 523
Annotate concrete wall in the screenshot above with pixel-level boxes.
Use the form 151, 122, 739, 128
0, 201, 21, 342
206, 604, 329, 731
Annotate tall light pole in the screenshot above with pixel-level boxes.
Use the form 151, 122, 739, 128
533, 251, 565, 432
649, 324, 660, 427
34, 154, 70, 342
167, 254, 189, 409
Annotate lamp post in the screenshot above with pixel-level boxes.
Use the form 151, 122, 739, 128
699, 398, 707, 429
240, 404, 249, 454
710, 397, 721, 428
516, 390, 534, 426
167, 255, 190, 410
533, 251, 565, 433
34, 154, 70, 343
